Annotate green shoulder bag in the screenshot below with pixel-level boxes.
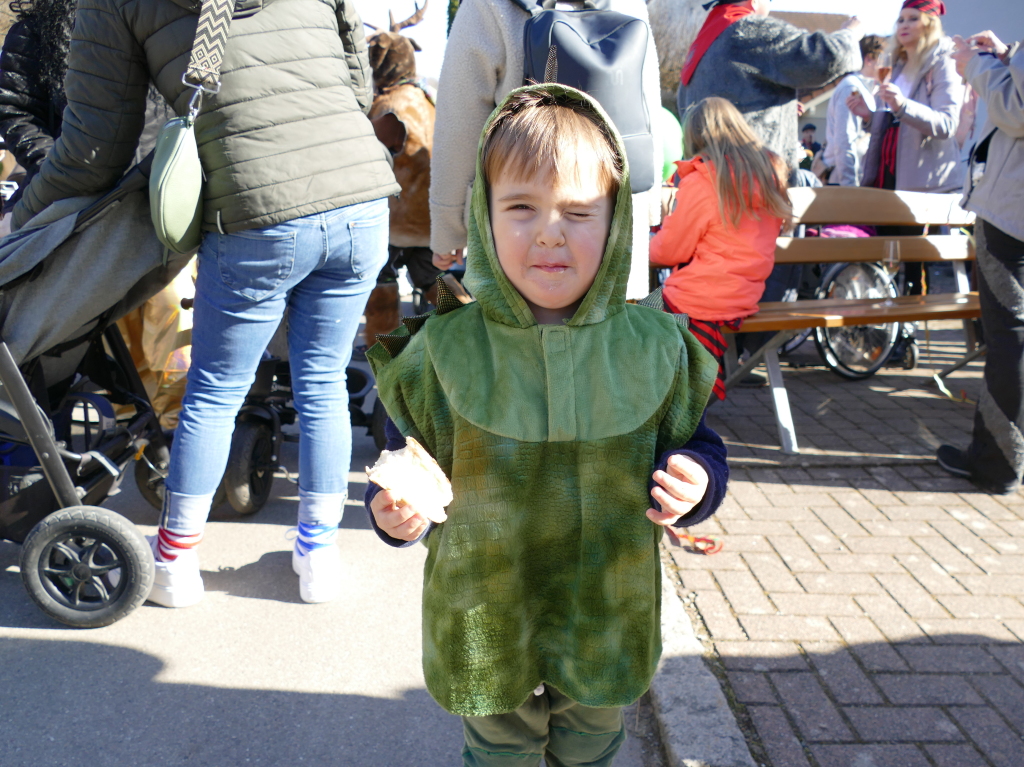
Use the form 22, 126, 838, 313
150, 0, 236, 254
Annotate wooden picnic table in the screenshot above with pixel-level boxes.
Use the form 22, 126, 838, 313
718, 188, 980, 455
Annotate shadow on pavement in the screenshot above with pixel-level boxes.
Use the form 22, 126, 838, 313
704, 632, 1024, 767
0, 637, 459, 767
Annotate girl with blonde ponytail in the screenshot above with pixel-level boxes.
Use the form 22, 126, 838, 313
650, 96, 790, 400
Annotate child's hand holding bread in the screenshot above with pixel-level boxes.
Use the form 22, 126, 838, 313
367, 437, 452, 542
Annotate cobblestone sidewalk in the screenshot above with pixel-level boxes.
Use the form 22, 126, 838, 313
667, 324, 1024, 767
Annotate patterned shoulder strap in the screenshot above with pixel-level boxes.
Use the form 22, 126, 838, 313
185, 0, 238, 92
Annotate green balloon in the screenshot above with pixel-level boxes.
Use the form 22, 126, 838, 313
656, 106, 684, 183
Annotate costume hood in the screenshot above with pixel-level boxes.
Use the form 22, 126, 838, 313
367, 84, 714, 447
463, 83, 634, 329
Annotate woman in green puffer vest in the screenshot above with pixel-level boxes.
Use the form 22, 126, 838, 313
11, 0, 400, 607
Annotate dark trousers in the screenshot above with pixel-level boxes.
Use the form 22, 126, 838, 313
967, 220, 1024, 491
462, 685, 625, 767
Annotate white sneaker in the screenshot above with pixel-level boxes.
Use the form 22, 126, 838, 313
291, 539, 341, 604
147, 537, 204, 608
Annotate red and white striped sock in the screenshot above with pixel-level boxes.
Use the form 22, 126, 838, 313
155, 528, 203, 563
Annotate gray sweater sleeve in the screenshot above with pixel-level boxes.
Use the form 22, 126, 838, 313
966, 47, 1024, 139
12, 0, 149, 230
744, 19, 861, 92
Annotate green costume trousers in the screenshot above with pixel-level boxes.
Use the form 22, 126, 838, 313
462, 685, 626, 766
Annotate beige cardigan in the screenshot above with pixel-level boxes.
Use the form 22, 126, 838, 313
430, 0, 662, 298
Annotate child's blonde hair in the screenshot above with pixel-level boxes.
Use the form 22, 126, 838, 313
682, 97, 792, 229
482, 89, 624, 196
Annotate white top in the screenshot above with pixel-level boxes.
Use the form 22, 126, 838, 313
823, 73, 877, 186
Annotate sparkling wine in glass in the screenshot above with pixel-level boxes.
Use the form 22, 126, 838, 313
876, 51, 893, 111
882, 240, 900, 307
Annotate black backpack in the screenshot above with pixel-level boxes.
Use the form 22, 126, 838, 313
510, 0, 655, 194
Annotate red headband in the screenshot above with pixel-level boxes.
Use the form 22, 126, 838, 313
901, 0, 946, 16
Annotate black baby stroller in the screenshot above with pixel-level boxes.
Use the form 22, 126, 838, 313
0, 158, 185, 628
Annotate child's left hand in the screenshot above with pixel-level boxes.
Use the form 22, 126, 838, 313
646, 455, 709, 526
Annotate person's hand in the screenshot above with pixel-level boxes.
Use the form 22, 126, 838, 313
951, 35, 976, 77
370, 488, 430, 542
796, 101, 805, 117
432, 248, 465, 270
877, 82, 906, 112
846, 90, 873, 120
840, 16, 864, 40
646, 455, 709, 526
968, 30, 1009, 59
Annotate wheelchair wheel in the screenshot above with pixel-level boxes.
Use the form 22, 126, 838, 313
20, 506, 154, 628
134, 434, 227, 512
900, 339, 919, 370
813, 262, 901, 380
224, 420, 276, 516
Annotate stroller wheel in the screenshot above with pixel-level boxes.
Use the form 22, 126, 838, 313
20, 506, 154, 628
134, 435, 227, 512
371, 397, 388, 452
225, 420, 276, 516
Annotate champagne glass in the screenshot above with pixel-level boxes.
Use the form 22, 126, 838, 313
882, 240, 900, 307
876, 51, 893, 112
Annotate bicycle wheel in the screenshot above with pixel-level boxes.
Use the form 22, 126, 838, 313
813, 262, 900, 380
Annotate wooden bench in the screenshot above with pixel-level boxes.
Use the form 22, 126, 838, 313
722, 187, 980, 455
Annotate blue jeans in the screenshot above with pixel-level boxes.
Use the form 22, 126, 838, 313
163, 199, 389, 533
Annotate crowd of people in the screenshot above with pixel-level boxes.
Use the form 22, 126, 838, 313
0, 0, 1019, 764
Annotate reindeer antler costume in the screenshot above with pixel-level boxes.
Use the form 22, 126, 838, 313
362, 1, 439, 349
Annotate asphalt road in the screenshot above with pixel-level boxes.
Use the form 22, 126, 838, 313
0, 378, 663, 766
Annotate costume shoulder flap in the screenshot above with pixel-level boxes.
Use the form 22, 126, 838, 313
366, 277, 468, 448
422, 301, 711, 443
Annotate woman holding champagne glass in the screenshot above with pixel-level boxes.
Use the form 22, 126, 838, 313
847, 0, 965, 294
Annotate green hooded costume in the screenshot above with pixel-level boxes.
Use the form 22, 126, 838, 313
368, 85, 716, 717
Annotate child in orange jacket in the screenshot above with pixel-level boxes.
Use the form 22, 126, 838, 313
650, 97, 792, 400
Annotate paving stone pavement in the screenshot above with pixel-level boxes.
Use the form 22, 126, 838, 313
663, 323, 1024, 767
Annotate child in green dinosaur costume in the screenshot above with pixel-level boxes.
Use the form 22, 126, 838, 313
365, 84, 727, 766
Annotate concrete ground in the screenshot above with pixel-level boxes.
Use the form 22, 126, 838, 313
674, 320, 1024, 767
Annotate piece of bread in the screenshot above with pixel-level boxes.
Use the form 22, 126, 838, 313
366, 437, 453, 523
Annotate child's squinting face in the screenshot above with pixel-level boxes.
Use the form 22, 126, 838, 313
489, 151, 613, 325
